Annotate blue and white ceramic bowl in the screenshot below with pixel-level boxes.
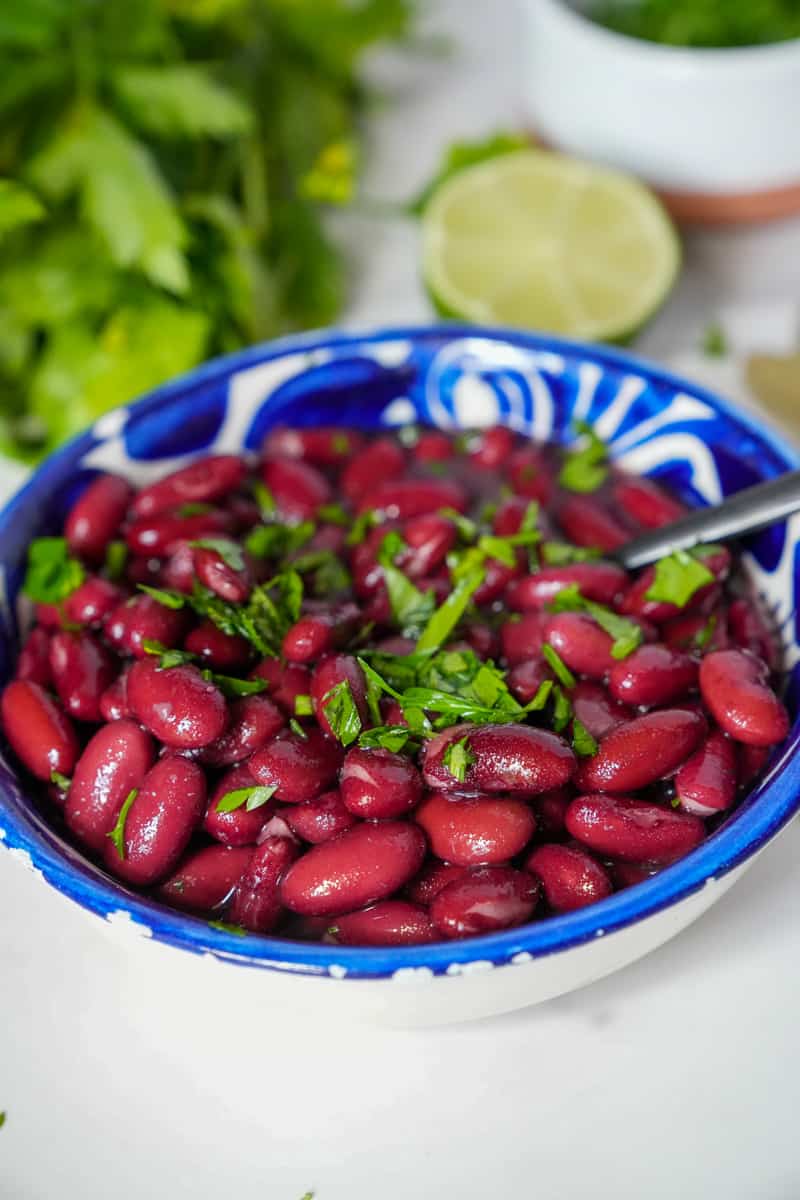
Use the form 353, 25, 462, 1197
1, 325, 798, 1026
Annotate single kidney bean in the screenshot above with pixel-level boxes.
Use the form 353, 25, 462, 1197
620, 572, 718, 625
16, 628, 52, 686
126, 507, 233, 557
310, 653, 369, 739
492, 496, 530, 536
430, 865, 539, 939
228, 835, 299, 933
127, 658, 227, 748
262, 457, 332, 521
64, 577, 125, 628
611, 475, 686, 529
279, 821, 426, 916
65, 719, 155, 852
193, 544, 252, 604
283, 789, 356, 843
544, 612, 616, 679
422, 723, 575, 794
468, 425, 516, 469
400, 514, 457, 578
415, 790, 536, 866
728, 598, 778, 670
473, 557, 523, 606
105, 755, 206, 886
566, 794, 705, 863
611, 861, 663, 888
533, 788, 573, 839
249, 726, 342, 803
35, 603, 64, 631
104, 595, 188, 659
250, 658, 312, 716
132, 455, 245, 518
65, 474, 134, 562
199, 694, 285, 767
576, 709, 706, 792
340, 747, 423, 819
184, 621, 252, 671
571, 681, 630, 740
99, 670, 131, 721
558, 495, 629, 551
506, 563, 628, 610
508, 447, 553, 503
500, 612, 547, 667
663, 608, 729, 654
674, 729, 738, 817
737, 742, 771, 786
608, 644, 698, 707
330, 901, 437, 946
461, 623, 499, 661
507, 657, 551, 704
341, 437, 406, 502
49, 630, 117, 722
282, 603, 359, 664
524, 843, 612, 912
413, 430, 454, 462
1, 680, 79, 781
263, 426, 363, 465
357, 478, 468, 519
405, 860, 468, 904
159, 539, 197, 594
205, 763, 276, 846
158, 844, 254, 914
699, 649, 789, 747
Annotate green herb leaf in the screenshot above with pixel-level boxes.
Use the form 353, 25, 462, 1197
208, 919, 247, 936
104, 540, 128, 581
160, 648, 197, 669
189, 537, 244, 572
439, 507, 478, 542
0, 1111, 5, 1129
378, 533, 436, 636
138, 584, 185, 609
50, 770, 70, 792
542, 643, 577, 689
176, 503, 211, 518
203, 672, 268, 698
22, 536, 84, 604
551, 684, 573, 733
346, 510, 378, 546
107, 788, 138, 860
294, 694, 314, 716
215, 784, 277, 814
0, 179, 45, 240
442, 734, 475, 783
289, 717, 308, 740
559, 421, 609, 493
252, 481, 276, 519
702, 322, 727, 357
541, 541, 601, 565
317, 502, 349, 526
322, 679, 363, 746
244, 520, 314, 561
644, 549, 715, 608
113, 64, 253, 140
416, 561, 486, 652
693, 612, 718, 651
572, 716, 598, 757
357, 725, 415, 753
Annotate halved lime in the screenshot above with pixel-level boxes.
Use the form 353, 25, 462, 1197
421, 149, 680, 341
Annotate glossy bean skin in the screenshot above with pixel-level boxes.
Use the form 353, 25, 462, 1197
282, 604, 359, 664
571, 681, 630, 739
249, 727, 343, 803
64, 577, 126, 628
49, 631, 117, 722
65, 719, 155, 852
1, 680, 79, 781
422, 723, 575, 794
566, 794, 706, 863
405, 861, 468, 905
524, 843, 612, 912
607, 644, 698, 707
310, 654, 368, 739
415, 791, 536, 866
132, 455, 245, 518
127, 658, 227, 748
473, 557, 523, 606
262, 457, 332, 521
104, 755, 206, 886
159, 539, 197, 594
250, 658, 312, 716
341, 437, 406, 502
533, 788, 573, 839
500, 613, 547, 667
193, 545, 252, 604
198, 694, 285, 767
16, 628, 52, 686
468, 425, 516, 469
205, 764, 276, 846
279, 821, 426, 916
99, 671, 131, 721
728, 598, 778, 670
508, 447, 553, 503
674, 729, 738, 817
699, 649, 789, 747
330, 901, 437, 946
576, 709, 706, 792
283, 789, 357, 844
158, 844, 254, 914
401, 514, 457, 578
506, 562, 628, 610
104, 594, 188, 658
263, 426, 363, 465
611, 475, 686, 528
340, 747, 422, 818
544, 612, 616, 680
558, 495, 629, 551
507, 657, 551, 704
228, 836, 300, 933
184, 621, 252, 671
430, 866, 539, 939
126, 508, 233, 557
357, 478, 468, 519
65, 474, 134, 562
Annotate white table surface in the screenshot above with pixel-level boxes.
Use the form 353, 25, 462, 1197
3, 4, 800, 1198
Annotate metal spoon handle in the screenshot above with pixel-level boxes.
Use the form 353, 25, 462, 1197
615, 467, 800, 570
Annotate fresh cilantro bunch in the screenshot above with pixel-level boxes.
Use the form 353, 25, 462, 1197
0, 0, 413, 460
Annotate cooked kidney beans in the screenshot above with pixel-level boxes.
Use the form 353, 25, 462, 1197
3, 426, 789, 945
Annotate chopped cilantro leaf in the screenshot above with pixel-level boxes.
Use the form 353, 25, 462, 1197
438, 507, 478, 542
107, 789, 138, 860
317, 502, 349, 525
346, 510, 378, 546
416, 561, 486, 652
378, 533, 436, 636
645, 549, 714, 608
322, 679, 363, 746
542, 644, 577, 689
215, 784, 277, 813
252, 480, 276, 518
289, 717, 308, 739
702, 323, 727, 357
442, 734, 475, 782
572, 717, 598, 757
138, 584, 186, 609
294, 694, 314, 716
358, 725, 415, 753
202, 672, 268, 698
559, 421, 609, 493
176, 503, 211, 518
104, 540, 128, 582
50, 771, 71, 793
208, 920, 247, 936
22, 537, 85, 605
693, 613, 718, 651
551, 684, 573, 732
542, 541, 601, 565
245, 520, 315, 561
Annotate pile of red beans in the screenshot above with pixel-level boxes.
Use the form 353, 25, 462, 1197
0, 424, 791, 946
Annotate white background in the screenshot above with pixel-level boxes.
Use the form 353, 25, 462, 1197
3, 4, 800, 1197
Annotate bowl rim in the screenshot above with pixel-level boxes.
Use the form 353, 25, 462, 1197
1, 320, 799, 981
534, 0, 800, 68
